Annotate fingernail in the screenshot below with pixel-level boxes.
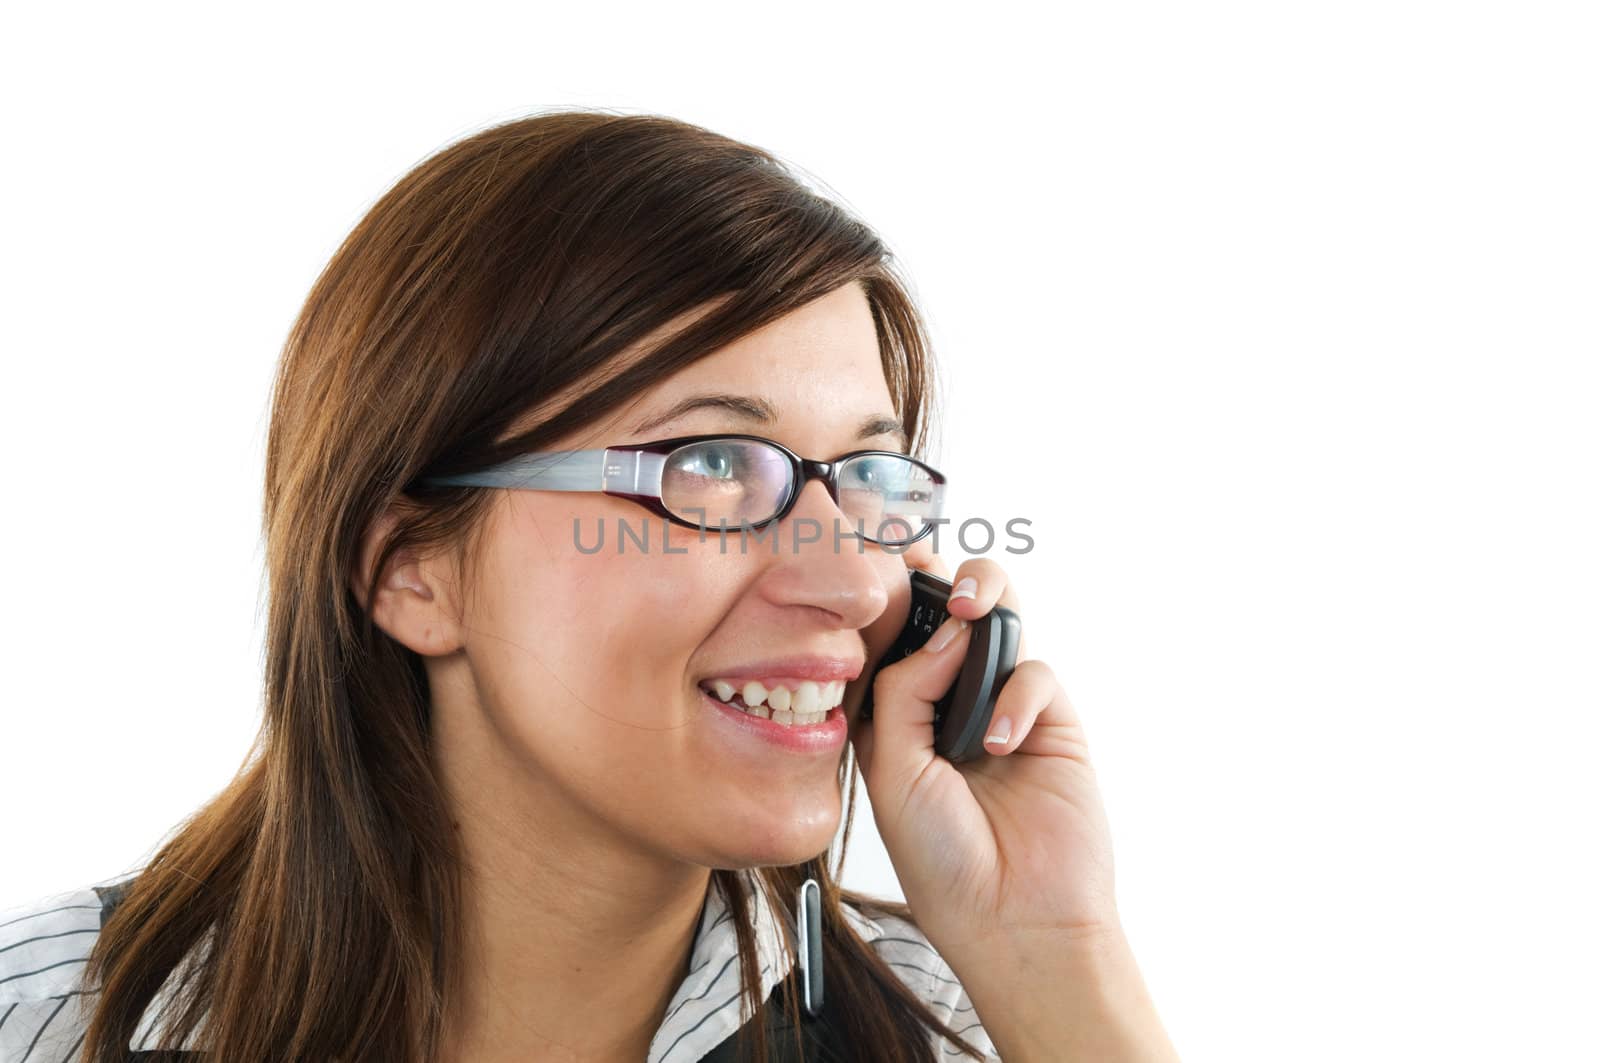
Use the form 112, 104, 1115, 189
923, 616, 968, 653
985, 716, 1012, 745
949, 577, 977, 602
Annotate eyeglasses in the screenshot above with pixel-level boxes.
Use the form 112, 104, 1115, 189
414, 433, 947, 546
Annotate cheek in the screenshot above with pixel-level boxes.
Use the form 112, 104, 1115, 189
862, 561, 912, 659
474, 516, 729, 733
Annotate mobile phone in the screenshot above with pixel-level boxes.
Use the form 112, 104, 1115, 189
857, 570, 1022, 763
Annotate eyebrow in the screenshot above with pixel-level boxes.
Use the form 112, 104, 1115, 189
631, 393, 909, 449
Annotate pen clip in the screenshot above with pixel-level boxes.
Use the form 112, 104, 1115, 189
796, 877, 824, 1021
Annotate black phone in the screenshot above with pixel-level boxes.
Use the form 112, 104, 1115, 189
857, 570, 1022, 763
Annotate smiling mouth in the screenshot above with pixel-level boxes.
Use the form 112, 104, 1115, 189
697, 678, 848, 725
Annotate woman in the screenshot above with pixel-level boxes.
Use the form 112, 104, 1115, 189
0, 111, 1176, 1062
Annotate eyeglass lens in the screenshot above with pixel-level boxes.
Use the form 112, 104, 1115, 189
659, 439, 939, 544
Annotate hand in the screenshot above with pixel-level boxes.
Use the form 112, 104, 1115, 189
849, 551, 1122, 957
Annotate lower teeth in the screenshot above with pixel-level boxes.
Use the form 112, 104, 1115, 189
711, 692, 830, 726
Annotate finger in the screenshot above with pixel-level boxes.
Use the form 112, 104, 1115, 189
944, 558, 1028, 660
985, 659, 1090, 763
942, 558, 1022, 626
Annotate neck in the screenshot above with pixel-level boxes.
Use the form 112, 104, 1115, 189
433, 693, 712, 1061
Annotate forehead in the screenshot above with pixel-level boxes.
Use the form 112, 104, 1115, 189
663, 283, 885, 396
530, 283, 896, 449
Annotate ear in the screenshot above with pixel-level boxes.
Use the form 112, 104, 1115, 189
349, 504, 466, 657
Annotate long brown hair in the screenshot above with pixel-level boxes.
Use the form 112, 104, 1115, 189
81, 109, 988, 1062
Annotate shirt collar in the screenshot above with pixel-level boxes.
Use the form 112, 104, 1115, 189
645, 870, 886, 1062
645, 868, 794, 1063
131, 869, 884, 1060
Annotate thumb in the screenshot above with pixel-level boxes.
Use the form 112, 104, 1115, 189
857, 614, 972, 807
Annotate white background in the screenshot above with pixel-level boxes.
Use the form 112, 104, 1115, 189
2, 3, 1596, 1061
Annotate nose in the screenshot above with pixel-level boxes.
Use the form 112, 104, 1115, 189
756, 480, 889, 630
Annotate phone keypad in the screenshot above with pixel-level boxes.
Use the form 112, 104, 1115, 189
897, 598, 947, 656
879, 593, 953, 726
860, 578, 955, 725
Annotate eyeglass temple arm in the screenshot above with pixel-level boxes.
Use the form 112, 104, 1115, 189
418, 449, 666, 494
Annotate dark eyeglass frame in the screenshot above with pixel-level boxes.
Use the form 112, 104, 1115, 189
413, 432, 947, 546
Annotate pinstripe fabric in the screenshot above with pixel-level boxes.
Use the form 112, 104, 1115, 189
1, 871, 999, 1061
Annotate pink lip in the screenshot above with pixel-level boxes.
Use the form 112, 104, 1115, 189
699, 655, 863, 684
700, 688, 849, 754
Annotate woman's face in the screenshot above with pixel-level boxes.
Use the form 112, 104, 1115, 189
437, 283, 919, 869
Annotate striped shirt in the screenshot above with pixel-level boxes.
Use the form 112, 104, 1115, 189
0, 870, 1000, 1061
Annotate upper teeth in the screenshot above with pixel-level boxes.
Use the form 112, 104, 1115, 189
705, 678, 847, 723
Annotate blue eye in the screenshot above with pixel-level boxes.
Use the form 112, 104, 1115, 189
681, 445, 741, 479
845, 457, 902, 489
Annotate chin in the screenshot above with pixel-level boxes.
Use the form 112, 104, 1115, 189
704, 803, 841, 869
